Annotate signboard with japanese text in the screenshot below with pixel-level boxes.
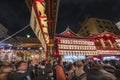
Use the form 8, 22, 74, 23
30, 0, 50, 50
30, 6, 46, 50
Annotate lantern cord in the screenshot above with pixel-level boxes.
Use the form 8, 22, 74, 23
0, 24, 30, 43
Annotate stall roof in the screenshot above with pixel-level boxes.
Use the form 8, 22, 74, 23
16, 36, 40, 43
0, 42, 6, 47
16, 36, 42, 47
17, 43, 42, 47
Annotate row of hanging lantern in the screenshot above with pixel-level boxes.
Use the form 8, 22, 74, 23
31, 54, 40, 59
58, 45, 96, 50
98, 50, 120, 55
59, 50, 120, 56
15, 47, 43, 50
15, 50, 41, 53
0, 47, 43, 50
59, 39, 95, 46
59, 50, 98, 56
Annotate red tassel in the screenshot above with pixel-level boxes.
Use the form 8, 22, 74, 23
35, 0, 44, 2
39, 15, 46, 18
47, 19, 54, 22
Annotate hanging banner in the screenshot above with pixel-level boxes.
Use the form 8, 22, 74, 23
30, 6, 46, 50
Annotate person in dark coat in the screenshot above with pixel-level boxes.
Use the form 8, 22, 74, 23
28, 59, 39, 79
8, 61, 33, 80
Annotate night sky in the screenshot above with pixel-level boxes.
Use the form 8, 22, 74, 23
0, 0, 120, 37
57, 0, 120, 33
0, 0, 31, 37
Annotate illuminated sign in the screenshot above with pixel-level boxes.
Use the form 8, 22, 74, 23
57, 38, 97, 55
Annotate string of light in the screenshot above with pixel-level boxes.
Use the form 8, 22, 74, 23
0, 24, 30, 43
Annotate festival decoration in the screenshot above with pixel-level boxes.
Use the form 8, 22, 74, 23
36, 0, 44, 2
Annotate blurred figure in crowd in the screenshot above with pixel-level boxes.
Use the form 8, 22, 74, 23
87, 67, 117, 80
67, 63, 75, 80
72, 60, 87, 80
28, 59, 38, 79
37, 63, 54, 80
114, 69, 120, 80
55, 59, 66, 80
8, 61, 33, 80
0, 65, 14, 80
38, 60, 46, 76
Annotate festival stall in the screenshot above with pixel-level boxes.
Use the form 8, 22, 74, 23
0, 40, 45, 61
15, 47, 45, 61
54, 28, 97, 62
92, 32, 120, 61
0, 46, 45, 61
0, 43, 14, 61
54, 28, 120, 62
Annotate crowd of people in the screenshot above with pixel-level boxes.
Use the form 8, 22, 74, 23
0, 58, 120, 80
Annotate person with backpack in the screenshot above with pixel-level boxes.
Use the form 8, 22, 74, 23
8, 61, 34, 80
72, 60, 87, 80
36, 63, 54, 80
28, 59, 39, 80
67, 63, 76, 80
38, 60, 46, 77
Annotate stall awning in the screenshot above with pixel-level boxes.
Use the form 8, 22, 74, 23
16, 37, 40, 43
